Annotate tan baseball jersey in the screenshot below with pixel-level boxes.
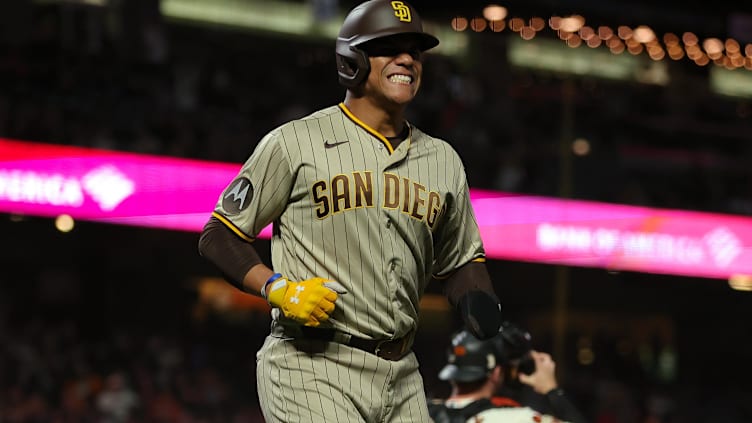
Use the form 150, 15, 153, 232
212, 102, 485, 341
213, 102, 486, 422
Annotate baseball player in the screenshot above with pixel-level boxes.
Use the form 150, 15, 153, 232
198, 0, 503, 421
428, 322, 588, 423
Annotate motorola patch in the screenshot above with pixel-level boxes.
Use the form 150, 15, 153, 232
222, 177, 253, 214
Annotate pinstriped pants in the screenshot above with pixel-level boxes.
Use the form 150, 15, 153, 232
257, 335, 431, 422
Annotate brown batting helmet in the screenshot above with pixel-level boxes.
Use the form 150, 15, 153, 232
336, 0, 439, 88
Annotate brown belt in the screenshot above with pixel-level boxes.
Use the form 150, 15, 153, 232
299, 327, 412, 361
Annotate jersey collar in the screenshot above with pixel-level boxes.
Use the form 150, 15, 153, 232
338, 102, 411, 154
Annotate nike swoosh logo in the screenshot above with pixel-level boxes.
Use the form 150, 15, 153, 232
324, 140, 350, 148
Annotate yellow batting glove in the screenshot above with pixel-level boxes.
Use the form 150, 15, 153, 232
265, 275, 345, 327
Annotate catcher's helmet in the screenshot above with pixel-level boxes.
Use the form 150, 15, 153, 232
336, 0, 439, 88
439, 322, 533, 383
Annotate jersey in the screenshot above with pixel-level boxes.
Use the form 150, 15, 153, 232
213, 103, 485, 421
212, 103, 485, 340
429, 397, 570, 423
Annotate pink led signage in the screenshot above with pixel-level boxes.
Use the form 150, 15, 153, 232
470, 189, 752, 279
2, 138, 751, 279
0, 138, 237, 233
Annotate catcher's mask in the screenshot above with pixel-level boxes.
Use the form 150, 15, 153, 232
439, 322, 534, 383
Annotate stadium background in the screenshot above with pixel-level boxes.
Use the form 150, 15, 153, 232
1, 0, 751, 421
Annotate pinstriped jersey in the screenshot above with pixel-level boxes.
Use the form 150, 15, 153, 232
212, 103, 485, 340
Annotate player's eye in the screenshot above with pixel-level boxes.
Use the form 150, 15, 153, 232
363, 44, 422, 60
361, 38, 422, 58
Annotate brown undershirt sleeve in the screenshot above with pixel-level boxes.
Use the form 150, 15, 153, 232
197, 216, 263, 291
443, 261, 498, 306
443, 261, 503, 340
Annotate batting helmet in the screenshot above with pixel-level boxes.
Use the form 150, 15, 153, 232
336, 0, 439, 88
438, 322, 533, 383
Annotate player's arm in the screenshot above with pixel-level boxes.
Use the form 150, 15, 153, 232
517, 352, 588, 423
518, 351, 589, 423
198, 216, 346, 326
543, 388, 588, 423
443, 260, 502, 340
435, 168, 502, 339
197, 129, 291, 297
197, 216, 273, 294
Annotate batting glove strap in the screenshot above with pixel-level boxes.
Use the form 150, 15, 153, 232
266, 277, 339, 327
260, 272, 284, 301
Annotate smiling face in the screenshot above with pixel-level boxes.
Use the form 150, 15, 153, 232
359, 34, 425, 108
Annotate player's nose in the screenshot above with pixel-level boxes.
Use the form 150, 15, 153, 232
394, 48, 421, 63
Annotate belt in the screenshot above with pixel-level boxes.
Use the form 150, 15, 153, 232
299, 327, 412, 361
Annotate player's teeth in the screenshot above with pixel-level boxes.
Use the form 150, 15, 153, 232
389, 75, 411, 84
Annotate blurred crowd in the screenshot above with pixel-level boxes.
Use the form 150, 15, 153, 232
1, 2, 751, 423
1, 282, 749, 423
0, 313, 266, 422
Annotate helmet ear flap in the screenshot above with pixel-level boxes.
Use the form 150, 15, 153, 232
336, 45, 370, 89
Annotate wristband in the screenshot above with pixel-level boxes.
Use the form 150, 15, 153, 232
261, 272, 283, 301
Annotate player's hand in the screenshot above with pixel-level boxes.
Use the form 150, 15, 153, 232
518, 350, 558, 394
266, 276, 347, 327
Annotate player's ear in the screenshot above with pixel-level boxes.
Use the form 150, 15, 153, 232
490, 366, 503, 384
